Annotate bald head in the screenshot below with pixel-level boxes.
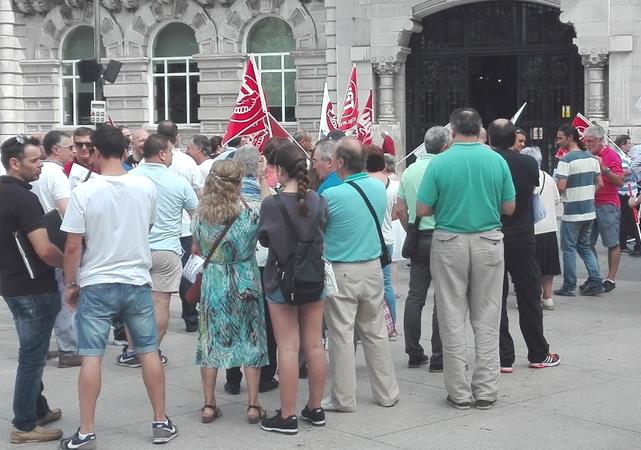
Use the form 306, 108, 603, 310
132, 129, 150, 159
488, 118, 516, 150
335, 137, 365, 177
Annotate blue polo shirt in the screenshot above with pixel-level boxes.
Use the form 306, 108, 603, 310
317, 171, 342, 194
322, 172, 386, 262
130, 162, 199, 254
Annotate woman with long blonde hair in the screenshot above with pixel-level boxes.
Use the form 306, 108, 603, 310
191, 159, 268, 425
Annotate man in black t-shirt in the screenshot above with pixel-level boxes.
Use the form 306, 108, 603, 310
0, 136, 65, 444
489, 119, 560, 372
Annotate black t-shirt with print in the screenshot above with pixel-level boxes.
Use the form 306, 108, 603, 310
0, 176, 57, 297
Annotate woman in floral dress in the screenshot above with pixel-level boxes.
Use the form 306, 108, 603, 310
191, 160, 268, 424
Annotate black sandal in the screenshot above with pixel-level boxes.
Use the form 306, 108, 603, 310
201, 404, 222, 423
246, 405, 266, 424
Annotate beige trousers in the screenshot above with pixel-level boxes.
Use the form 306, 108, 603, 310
325, 259, 400, 411
431, 230, 505, 403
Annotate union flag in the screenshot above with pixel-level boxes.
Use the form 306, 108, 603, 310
223, 55, 269, 148
356, 89, 373, 145
338, 64, 359, 131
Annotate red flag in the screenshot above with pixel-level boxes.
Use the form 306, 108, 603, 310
268, 113, 290, 139
555, 147, 568, 160
356, 89, 373, 145
571, 113, 592, 140
339, 65, 359, 131
223, 55, 269, 146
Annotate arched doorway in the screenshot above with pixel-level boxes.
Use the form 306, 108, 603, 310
406, 1, 584, 170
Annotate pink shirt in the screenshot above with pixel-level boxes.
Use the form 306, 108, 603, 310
595, 146, 623, 207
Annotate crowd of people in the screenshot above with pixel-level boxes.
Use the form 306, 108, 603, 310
1, 107, 639, 447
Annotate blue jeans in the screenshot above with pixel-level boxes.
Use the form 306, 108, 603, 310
382, 244, 397, 322
77, 283, 158, 356
560, 220, 602, 290
4, 291, 60, 431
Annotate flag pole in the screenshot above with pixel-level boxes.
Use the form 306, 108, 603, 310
510, 102, 527, 124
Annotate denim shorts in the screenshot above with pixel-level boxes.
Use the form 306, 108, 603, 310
266, 288, 326, 305
77, 283, 158, 356
590, 203, 621, 249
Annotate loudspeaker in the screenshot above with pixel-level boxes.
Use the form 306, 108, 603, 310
78, 59, 101, 83
103, 59, 122, 83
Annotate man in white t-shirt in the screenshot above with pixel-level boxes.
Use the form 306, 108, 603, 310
60, 126, 178, 449
31, 131, 73, 216
30, 130, 81, 368
157, 120, 204, 332
186, 134, 214, 179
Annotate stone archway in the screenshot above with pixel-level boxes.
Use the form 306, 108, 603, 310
220, 0, 318, 53
121, 0, 217, 57
35, 3, 123, 59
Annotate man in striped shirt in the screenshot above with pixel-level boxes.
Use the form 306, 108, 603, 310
554, 124, 604, 296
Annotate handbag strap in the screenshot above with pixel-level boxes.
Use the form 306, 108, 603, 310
346, 180, 386, 255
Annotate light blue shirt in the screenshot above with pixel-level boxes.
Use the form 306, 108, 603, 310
318, 171, 342, 194
322, 172, 386, 262
131, 163, 199, 254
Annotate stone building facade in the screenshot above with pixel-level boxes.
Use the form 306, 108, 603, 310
1, 0, 640, 160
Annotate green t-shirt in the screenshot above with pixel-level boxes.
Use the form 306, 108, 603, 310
398, 153, 436, 231
416, 142, 515, 233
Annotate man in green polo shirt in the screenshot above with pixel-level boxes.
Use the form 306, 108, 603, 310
416, 108, 515, 411
396, 126, 451, 372
321, 137, 399, 412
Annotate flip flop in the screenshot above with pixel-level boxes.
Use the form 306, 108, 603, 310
246, 405, 266, 424
201, 404, 222, 423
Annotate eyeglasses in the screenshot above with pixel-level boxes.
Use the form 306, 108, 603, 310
74, 141, 94, 150
56, 144, 75, 151
15, 134, 27, 145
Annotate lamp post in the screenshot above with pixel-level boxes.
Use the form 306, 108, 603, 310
93, 0, 104, 101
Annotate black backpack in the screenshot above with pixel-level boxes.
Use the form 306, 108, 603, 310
273, 194, 325, 305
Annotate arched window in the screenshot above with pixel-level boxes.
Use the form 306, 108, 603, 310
247, 17, 296, 122
61, 26, 95, 126
152, 23, 200, 125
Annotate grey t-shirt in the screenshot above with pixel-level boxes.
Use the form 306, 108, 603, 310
258, 191, 327, 294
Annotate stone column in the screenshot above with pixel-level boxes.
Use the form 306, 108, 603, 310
373, 60, 400, 123
103, 58, 150, 128
19, 60, 59, 133
194, 53, 245, 135
581, 53, 608, 121
324, 0, 337, 100
291, 49, 326, 133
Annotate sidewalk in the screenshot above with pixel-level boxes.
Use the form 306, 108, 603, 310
1, 250, 640, 449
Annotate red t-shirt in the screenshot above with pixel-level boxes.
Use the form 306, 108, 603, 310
595, 146, 623, 207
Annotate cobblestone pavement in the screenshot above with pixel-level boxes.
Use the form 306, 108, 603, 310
1, 245, 640, 449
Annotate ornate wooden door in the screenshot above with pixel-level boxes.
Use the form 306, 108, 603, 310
406, 1, 584, 170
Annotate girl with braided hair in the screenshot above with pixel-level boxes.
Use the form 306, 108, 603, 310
257, 142, 329, 434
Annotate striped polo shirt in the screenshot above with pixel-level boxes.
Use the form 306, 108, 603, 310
555, 150, 600, 222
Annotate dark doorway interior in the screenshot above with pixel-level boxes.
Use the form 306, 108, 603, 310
468, 55, 517, 126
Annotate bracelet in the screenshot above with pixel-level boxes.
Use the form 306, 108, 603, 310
64, 282, 78, 288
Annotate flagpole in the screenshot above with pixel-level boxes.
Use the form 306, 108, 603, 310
510, 102, 527, 124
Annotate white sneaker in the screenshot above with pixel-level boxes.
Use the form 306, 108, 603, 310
541, 298, 554, 310
320, 396, 356, 412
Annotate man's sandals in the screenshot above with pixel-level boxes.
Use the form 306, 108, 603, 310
201, 404, 222, 423
247, 405, 266, 424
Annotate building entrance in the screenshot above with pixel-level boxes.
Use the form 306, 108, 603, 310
406, 1, 584, 170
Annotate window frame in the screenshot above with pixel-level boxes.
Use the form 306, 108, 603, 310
253, 52, 297, 124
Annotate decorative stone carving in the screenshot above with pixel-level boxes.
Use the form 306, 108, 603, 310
373, 55, 406, 123
64, 0, 86, 8
581, 51, 608, 120
100, 0, 121, 12
194, 0, 215, 7
122, 0, 137, 10
13, 0, 35, 14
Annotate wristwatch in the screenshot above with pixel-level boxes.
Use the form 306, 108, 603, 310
602, 168, 611, 175
64, 282, 78, 288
